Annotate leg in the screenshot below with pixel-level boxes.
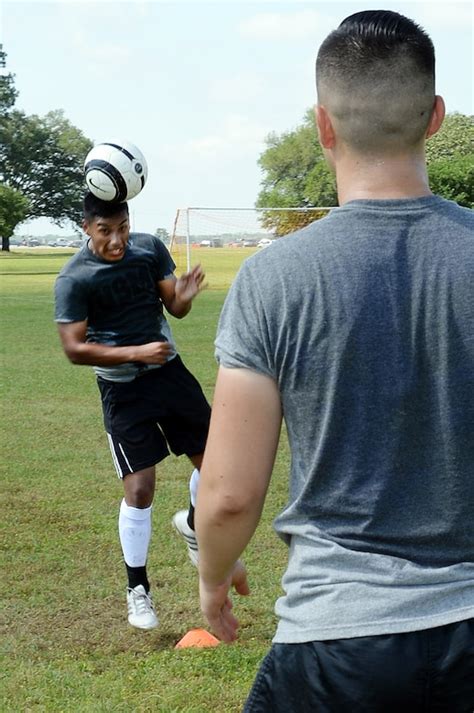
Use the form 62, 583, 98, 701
189, 453, 204, 470
120, 466, 155, 582
119, 467, 158, 629
98, 375, 168, 630
187, 453, 203, 524
123, 465, 156, 508
149, 356, 211, 565
171, 454, 203, 566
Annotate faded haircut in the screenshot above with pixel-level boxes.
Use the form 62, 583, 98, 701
83, 192, 129, 223
316, 10, 436, 154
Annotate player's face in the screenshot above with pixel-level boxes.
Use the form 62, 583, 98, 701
84, 211, 130, 262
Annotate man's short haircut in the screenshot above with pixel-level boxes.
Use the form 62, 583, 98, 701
316, 10, 436, 154
83, 192, 129, 222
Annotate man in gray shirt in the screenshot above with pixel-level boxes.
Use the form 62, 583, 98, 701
195, 10, 474, 711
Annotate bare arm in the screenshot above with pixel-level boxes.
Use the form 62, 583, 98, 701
158, 264, 206, 319
196, 366, 282, 642
57, 321, 174, 366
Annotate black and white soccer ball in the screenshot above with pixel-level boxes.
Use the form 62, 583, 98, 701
84, 140, 148, 202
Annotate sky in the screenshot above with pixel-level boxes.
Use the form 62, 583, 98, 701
2, 0, 473, 237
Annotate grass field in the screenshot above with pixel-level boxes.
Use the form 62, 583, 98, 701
0, 248, 289, 712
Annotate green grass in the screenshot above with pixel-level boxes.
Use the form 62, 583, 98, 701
0, 250, 289, 712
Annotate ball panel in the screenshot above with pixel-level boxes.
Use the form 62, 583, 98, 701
119, 168, 143, 200
102, 142, 135, 162
85, 168, 118, 201
84, 159, 129, 202
84, 140, 148, 202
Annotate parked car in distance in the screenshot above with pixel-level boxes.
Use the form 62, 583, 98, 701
51, 239, 71, 248
243, 239, 258, 248
258, 238, 274, 248
199, 238, 223, 247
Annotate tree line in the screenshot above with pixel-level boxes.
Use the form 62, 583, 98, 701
0, 47, 92, 251
257, 109, 473, 235
1, 45, 472, 250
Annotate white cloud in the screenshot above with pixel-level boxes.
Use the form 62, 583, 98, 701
209, 74, 264, 105
69, 29, 132, 75
163, 114, 269, 164
76, 34, 131, 64
239, 9, 336, 41
50, 2, 135, 73
189, 115, 268, 159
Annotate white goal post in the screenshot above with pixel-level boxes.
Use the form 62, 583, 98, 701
169, 206, 335, 272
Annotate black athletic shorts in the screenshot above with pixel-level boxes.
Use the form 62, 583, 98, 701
243, 618, 474, 713
97, 356, 211, 478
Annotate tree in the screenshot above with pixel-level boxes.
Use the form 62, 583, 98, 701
426, 113, 474, 208
425, 112, 474, 164
155, 227, 170, 244
0, 45, 17, 116
0, 185, 29, 251
256, 110, 337, 235
256, 109, 474, 234
0, 49, 93, 250
427, 155, 473, 208
0, 109, 93, 225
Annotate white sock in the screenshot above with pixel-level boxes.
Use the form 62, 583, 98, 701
118, 499, 152, 567
189, 468, 200, 508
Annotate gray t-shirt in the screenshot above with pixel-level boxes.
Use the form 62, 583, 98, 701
55, 233, 177, 381
215, 196, 474, 642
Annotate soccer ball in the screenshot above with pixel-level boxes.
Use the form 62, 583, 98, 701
84, 140, 148, 202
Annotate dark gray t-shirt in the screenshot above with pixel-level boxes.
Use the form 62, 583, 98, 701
55, 233, 177, 381
215, 196, 474, 642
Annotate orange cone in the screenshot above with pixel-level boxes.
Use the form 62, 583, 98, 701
175, 628, 220, 649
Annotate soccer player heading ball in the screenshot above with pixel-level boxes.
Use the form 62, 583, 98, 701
55, 192, 209, 629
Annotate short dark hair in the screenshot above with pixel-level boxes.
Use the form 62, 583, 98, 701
316, 11, 435, 152
318, 11, 434, 78
83, 192, 129, 222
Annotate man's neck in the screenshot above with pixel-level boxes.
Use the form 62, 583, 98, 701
335, 151, 432, 205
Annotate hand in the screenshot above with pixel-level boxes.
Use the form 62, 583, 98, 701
133, 341, 174, 364
199, 560, 249, 643
175, 264, 207, 304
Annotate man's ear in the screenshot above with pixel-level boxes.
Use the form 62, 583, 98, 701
426, 95, 445, 139
315, 105, 336, 149
82, 219, 89, 235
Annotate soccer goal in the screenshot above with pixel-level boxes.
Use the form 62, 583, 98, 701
169, 206, 334, 273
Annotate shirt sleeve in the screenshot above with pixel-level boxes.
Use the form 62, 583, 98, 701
215, 260, 275, 379
54, 274, 88, 323
153, 237, 176, 281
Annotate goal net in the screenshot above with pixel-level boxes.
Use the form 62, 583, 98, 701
169, 206, 334, 275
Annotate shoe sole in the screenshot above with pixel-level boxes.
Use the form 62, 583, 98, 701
128, 619, 159, 630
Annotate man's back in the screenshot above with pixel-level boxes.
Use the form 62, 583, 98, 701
215, 195, 474, 641
198, 10, 474, 708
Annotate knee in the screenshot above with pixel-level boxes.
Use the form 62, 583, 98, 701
124, 473, 154, 508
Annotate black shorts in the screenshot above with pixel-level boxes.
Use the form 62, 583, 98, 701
97, 356, 211, 478
243, 618, 474, 713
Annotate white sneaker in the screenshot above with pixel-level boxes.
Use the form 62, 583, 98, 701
172, 510, 199, 567
126, 585, 158, 630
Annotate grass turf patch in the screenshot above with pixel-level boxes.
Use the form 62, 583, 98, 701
1, 250, 289, 712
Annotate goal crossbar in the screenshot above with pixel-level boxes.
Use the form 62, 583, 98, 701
170, 206, 335, 271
